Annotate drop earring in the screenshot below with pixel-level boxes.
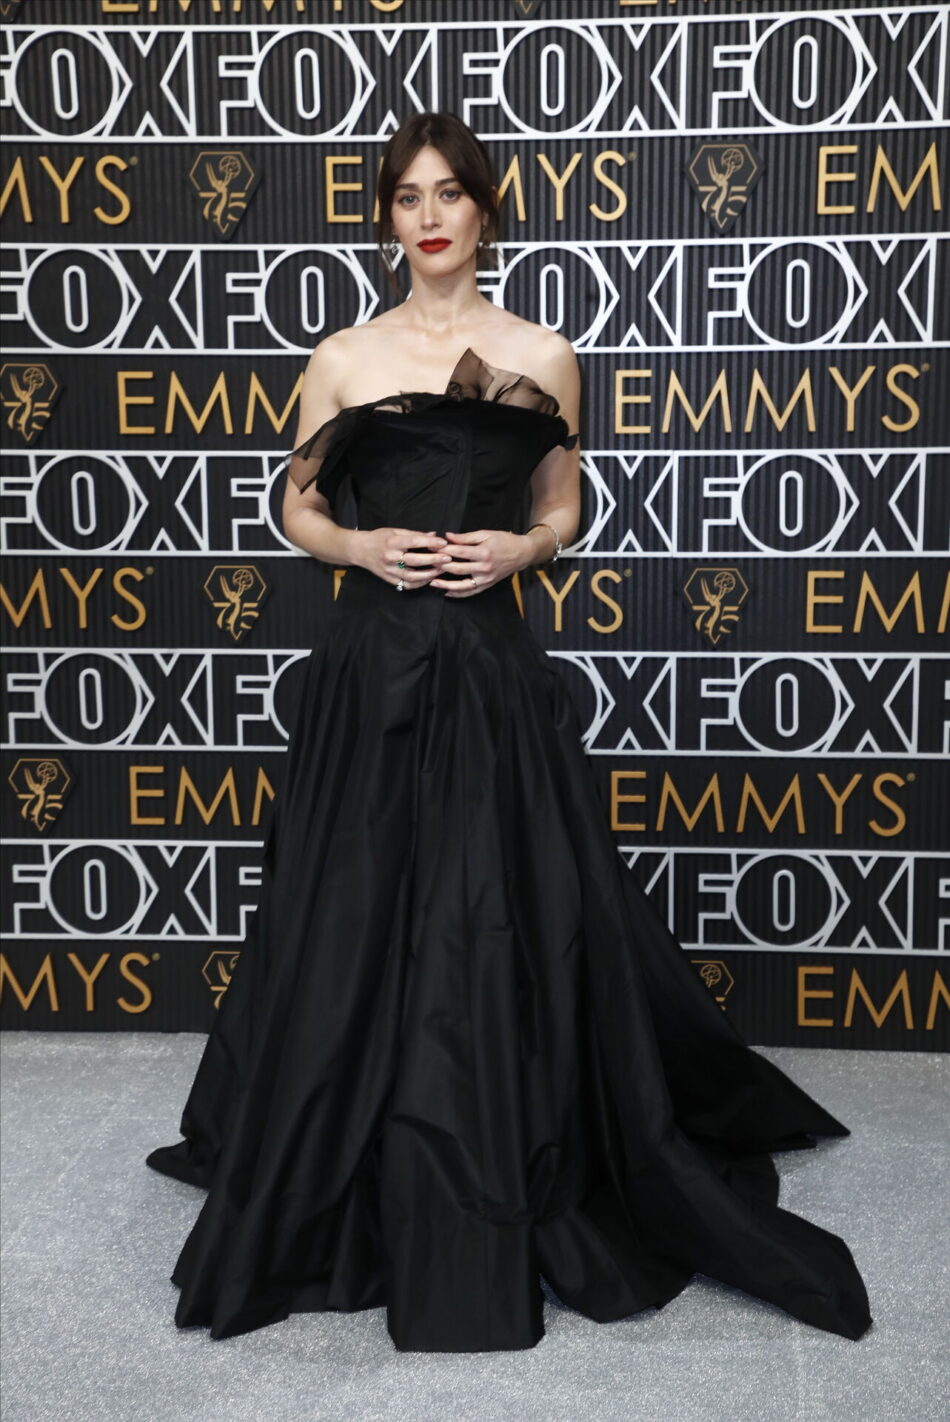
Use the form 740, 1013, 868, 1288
382, 232, 401, 274
477, 224, 502, 273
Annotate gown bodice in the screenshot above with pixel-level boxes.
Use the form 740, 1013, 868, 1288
288, 346, 580, 542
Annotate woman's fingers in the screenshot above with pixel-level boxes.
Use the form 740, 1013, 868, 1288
379, 529, 500, 590
392, 528, 447, 548
402, 549, 453, 567
389, 529, 450, 571
434, 558, 488, 577
384, 532, 451, 587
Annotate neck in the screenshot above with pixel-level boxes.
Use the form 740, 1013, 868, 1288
398, 280, 490, 340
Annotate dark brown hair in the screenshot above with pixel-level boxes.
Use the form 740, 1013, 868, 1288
374, 111, 502, 295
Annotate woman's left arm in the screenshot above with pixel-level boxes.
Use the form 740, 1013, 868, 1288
518, 334, 582, 570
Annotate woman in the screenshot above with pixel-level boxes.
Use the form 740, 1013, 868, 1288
146, 111, 872, 1352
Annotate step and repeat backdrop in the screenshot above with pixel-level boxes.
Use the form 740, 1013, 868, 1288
1, 0, 947, 1048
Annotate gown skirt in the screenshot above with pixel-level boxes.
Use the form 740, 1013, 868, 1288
145, 348, 872, 1351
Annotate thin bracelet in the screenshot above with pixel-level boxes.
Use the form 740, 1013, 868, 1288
527, 521, 562, 563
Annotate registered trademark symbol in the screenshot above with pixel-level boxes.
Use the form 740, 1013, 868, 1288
624, 568, 632, 576
129, 156, 137, 165
906, 772, 916, 782
920, 363, 929, 373
145, 566, 154, 575
152, 952, 160, 960
627, 151, 637, 160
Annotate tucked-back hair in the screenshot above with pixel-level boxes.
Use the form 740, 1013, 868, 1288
375, 110, 502, 294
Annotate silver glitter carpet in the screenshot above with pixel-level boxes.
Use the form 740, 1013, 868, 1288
0, 1034, 946, 1422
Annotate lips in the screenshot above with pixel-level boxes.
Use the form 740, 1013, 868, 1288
418, 240, 451, 251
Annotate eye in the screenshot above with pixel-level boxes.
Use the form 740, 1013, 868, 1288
396, 189, 463, 206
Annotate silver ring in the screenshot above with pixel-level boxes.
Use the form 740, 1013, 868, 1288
396, 578, 405, 592
470, 575, 478, 588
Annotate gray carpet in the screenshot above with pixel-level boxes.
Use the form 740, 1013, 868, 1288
0, 1034, 946, 1422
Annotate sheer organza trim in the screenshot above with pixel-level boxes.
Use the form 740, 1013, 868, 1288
287, 345, 579, 497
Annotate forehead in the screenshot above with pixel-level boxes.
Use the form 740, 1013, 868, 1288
394, 145, 457, 189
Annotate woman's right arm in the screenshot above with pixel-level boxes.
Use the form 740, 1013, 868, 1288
282, 337, 362, 566
282, 337, 450, 587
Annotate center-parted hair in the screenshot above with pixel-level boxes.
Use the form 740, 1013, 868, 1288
375, 110, 502, 293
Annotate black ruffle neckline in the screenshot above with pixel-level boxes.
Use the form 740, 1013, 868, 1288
288, 345, 579, 496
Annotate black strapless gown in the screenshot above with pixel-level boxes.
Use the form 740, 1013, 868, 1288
145, 347, 872, 1351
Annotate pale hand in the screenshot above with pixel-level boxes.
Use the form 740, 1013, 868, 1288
353, 527, 452, 589
430, 529, 535, 598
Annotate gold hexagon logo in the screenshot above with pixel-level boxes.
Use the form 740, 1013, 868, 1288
7, 757, 73, 832
188, 151, 259, 238
687, 142, 762, 234
202, 950, 241, 1009
202, 564, 268, 641
690, 958, 735, 1010
1, 363, 61, 444
683, 566, 750, 646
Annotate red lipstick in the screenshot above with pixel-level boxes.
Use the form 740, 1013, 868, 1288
418, 239, 451, 252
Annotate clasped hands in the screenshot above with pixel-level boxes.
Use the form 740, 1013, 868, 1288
355, 526, 533, 597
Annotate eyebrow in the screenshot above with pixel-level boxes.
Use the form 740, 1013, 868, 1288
394, 178, 458, 191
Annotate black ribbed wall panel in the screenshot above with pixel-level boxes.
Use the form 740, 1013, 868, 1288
1, 0, 947, 1049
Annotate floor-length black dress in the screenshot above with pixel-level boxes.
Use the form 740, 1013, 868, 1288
145, 346, 873, 1351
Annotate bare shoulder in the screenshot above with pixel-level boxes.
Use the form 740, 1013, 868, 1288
302, 329, 350, 401
303, 325, 379, 409
511, 324, 579, 417
292, 330, 358, 450
544, 332, 579, 384
493, 319, 577, 386
530, 325, 577, 373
